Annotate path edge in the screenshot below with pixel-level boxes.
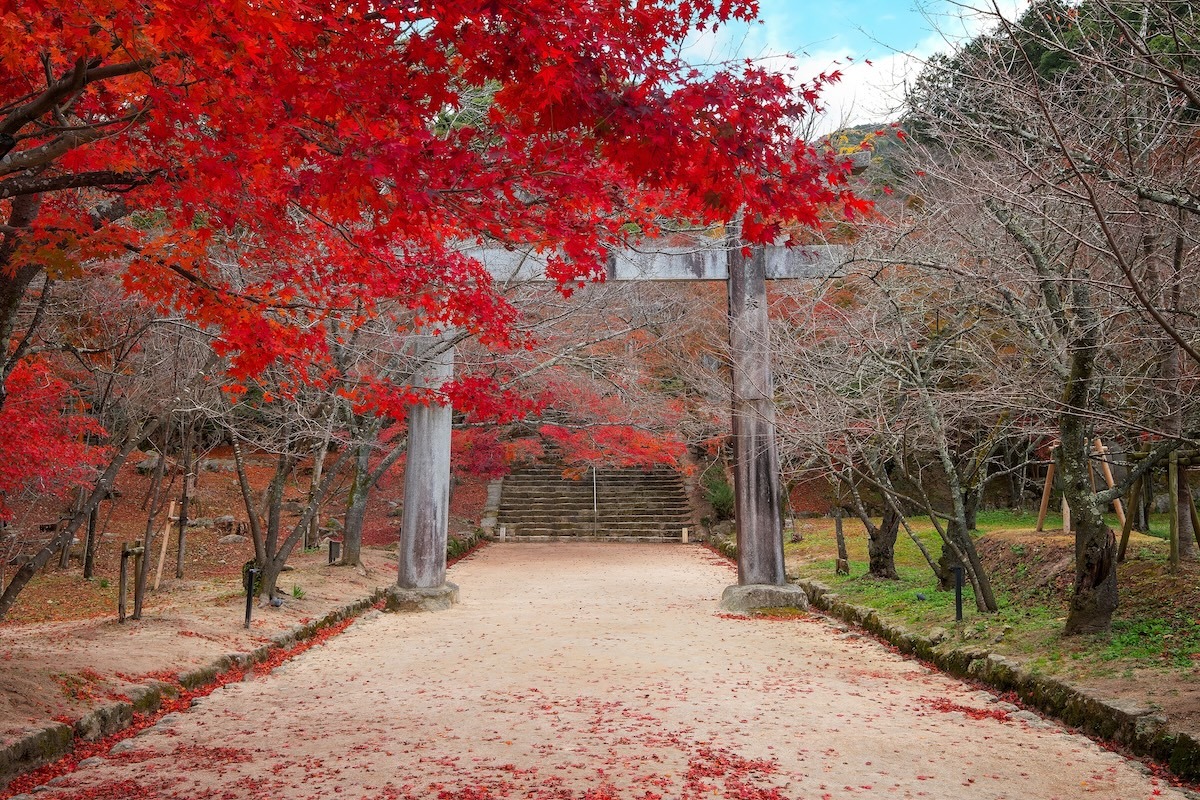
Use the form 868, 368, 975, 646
793, 577, 1200, 782
0, 587, 388, 791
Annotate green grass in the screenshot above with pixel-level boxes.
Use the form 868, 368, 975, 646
783, 509, 1191, 681
1099, 617, 1200, 667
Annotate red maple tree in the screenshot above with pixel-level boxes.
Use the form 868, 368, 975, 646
0, 0, 865, 517
0, 358, 107, 518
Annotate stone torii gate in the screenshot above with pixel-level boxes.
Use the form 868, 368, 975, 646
387, 227, 842, 612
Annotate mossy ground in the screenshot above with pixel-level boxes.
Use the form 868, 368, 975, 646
783, 510, 1200, 728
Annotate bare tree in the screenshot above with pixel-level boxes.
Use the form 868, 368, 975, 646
894, 0, 1200, 631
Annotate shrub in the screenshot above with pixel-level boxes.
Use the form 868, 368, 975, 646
703, 470, 735, 521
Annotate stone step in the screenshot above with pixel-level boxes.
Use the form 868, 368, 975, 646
497, 512, 692, 522
498, 519, 691, 526
498, 494, 689, 502
501, 528, 688, 538
505, 535, 686, 543
503, 481, 683, 489
498, 503, 690, 513
496, 489, 686, 494
502, 521, 689, 531
497, 514, 691, 525
501, 478, 683, 485
497, 465, 693, 543
505, 479, 687, 486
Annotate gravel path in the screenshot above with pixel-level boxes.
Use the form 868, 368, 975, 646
24, 543, 1184, 799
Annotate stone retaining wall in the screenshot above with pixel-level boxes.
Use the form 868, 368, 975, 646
0, 589, 387, 790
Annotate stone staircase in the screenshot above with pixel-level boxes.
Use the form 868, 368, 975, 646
495, 466, 693, 541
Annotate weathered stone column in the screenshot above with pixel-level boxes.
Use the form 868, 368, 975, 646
390, 332, 459, 612
720, 229, 807, 614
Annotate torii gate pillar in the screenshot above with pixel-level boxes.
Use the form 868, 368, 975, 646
726, 239, 786, 586
386, 333, 460, 612
717, 230, 809, 614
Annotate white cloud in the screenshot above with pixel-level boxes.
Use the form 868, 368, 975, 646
792, 33, 946, 134
681, 0, 1034, 135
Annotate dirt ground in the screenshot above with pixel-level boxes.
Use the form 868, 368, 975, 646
0, 547, 398, 747
8, 543, 1186, 800
978, 529, 1200, 734
0, 447, 483, 750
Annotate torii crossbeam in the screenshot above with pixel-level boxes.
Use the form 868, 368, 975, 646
386, 230, 842, 612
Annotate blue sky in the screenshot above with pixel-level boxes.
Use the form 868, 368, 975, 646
752, 0, 938, 59
684, 1, 1022, 130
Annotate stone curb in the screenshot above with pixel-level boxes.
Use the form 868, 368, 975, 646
0, 587, 388, 790
794, 578, 1200, 782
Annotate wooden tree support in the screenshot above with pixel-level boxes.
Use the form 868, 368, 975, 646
153, 501, 178, 592
1117, 476, 1143, 563
1169, 451, 1180, 569
1035, 461, 1055, 532
1036, 438, 1126, 535
1130, 448, 1200, 465
1188, 472, 1200, 553
1117, 444, 1200, 563
1093, 438, 1125, 528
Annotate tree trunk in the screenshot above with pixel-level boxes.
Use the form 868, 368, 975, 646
83, 506, 98, 580
306, 432, 330, 551
0, 195, 44, 400
867, 505, 900, 579
936, 535, 961, 592
1178, 471, 1197, 559
231, 438, 266, 567
258, 454, 292, 599
1062, 442, 1117, 634
341, 441, 371, 567
834, 508, 850, 575
1062, 283, 1117, 635
1137, 473, 1152, 533
1163, 346, 1196, 560
1166, 228, 1195, 558
958, 522, 997, 613
258, 448, 351, 600
133, 444, 168, 620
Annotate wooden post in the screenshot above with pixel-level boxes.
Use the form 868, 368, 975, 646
1036, 461, 1055, 532
727, 231, 785, 586
1061, 496, 1071, 535
1093, 438, 1125, 528
1117, 476, 1142, 563
132, 546, 146, 620
398, 333, 455, 591
118, 543, 131, 623
1169, 450, 1180, 569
